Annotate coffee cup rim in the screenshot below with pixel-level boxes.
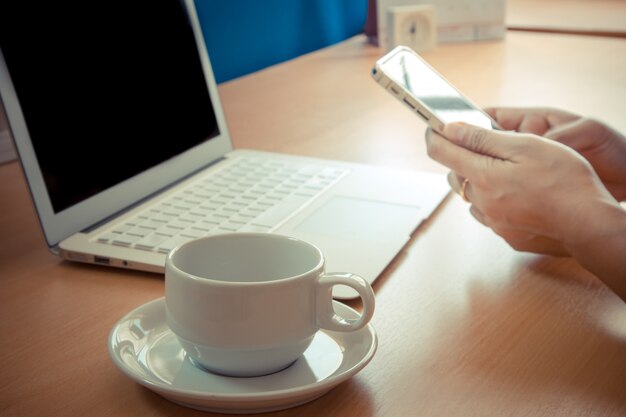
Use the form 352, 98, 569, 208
166, 233, 325, 286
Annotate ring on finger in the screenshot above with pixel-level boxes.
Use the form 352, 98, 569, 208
460, 178, 470, 202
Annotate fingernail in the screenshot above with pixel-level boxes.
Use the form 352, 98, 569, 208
443, 123, 466, 141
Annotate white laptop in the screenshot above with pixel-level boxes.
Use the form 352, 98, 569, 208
0, 0, 449, 299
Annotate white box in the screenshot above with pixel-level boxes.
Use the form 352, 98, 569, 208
376, 0, 506, 48
387, 5, 437, 52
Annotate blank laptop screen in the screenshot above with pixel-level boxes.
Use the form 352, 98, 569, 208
0, 2, 219, 213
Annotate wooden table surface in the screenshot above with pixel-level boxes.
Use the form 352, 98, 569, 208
507, 0, 626, 37
1, 31, 625, 416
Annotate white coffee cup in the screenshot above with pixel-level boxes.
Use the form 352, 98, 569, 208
165, 233, 375, 377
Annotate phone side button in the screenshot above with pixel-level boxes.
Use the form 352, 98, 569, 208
416, 108, 430, 121
402, 97, 416, 110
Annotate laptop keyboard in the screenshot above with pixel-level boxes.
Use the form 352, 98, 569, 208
95, 157, 349, 254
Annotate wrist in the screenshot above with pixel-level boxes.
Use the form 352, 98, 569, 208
565, 199, 626, 251
564, 200, 626, 298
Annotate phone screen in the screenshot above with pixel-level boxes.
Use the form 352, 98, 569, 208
381, 50, 496, 129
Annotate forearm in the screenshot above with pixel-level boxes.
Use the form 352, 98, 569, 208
566, 202, 626, 302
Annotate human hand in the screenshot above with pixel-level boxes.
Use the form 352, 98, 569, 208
425, 122, 620, 256
486, 107, 626, 201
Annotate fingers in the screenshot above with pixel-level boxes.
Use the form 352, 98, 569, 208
447, 171, 472, 203
469, 204, 488, 225
544, 117, 610, 149
492, 229, 570, 257
465, 197, 571, 257
449, 169, 569, 256
484, 108, 550, 134
447, 171, 462, 194
442, 122, 514, 157
426, 128, 486, 177
440, 122, 525, 164
483, 107, 581, 134
427, 124, 527, 186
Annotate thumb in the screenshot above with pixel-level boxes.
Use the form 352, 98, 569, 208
443, 122, 519, 161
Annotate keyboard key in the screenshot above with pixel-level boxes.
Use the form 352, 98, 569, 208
160, 207, 186, 217
171, 200, 195, 211
135, 233, 170, 250
180, 215, 197, 222
110, 224, 133, 234
126, 227, 150, 238
112, 234, 142, 247
180, 227, 204, 239
239, 224, 272, 233
138, 220, 167, 230
97, 232, 120, 243
154, 226, 175, 237
149, 214, 172, 224
158, 236, 194, 254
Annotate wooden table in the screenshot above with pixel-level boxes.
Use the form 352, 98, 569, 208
1, 31, 625, 417
507, 0, 626, 37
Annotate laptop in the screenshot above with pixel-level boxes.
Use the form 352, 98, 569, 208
0, 1, 449, 299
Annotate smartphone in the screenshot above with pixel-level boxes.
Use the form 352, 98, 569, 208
372, 45, 500, 132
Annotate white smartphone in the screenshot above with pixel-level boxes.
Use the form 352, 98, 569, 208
372, 45, 500, 132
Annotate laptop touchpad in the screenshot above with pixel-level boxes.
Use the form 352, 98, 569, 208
296, 196, 420, 242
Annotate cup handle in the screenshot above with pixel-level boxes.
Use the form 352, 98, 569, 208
315, 272, 375, 332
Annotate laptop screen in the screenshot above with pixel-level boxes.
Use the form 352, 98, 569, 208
0, 2, 220, 213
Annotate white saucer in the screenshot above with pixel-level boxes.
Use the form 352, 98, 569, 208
108, 297, 377, 414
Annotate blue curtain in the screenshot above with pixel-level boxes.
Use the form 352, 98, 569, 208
194, 0, 368, 83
